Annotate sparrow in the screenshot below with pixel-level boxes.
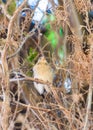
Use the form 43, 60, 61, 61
33, 57, 53, 95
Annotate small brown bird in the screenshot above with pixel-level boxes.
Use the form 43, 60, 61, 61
33, 57, 53, 95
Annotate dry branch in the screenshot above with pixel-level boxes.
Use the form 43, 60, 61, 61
83, 45, 93, 130
0, 1, 27, 129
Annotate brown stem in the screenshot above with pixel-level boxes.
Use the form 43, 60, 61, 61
0, 1, 27, 129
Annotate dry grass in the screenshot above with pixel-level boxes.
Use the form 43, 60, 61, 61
0, 0, 93, 130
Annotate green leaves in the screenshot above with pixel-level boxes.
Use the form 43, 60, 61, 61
45, 23, 51, 30
42, 13, 65, 63
42, 14, 64, 50
43, 15, 58, 49
7, 0, 16, 15
27, 48, 38, 62
59, 27, 64, 37
45, 31, 58, 48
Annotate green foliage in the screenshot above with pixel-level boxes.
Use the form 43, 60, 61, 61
45, 23, 51, 30
27, 48, 38, 63
42, 13, 64, 62
45, 31, 58, 49
59, 27, 64, 37
7, 0, 16, 15
42, 14, 64, 50
26, 48, 38, 76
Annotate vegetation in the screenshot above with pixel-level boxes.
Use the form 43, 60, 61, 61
0, 0, 93, 130
7, 0, 16, 15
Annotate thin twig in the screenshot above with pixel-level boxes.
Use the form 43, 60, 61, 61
1, 1, 27, 130
83, 45, 93, 130
7, 31, 35, 60
0, 4, 11, 20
